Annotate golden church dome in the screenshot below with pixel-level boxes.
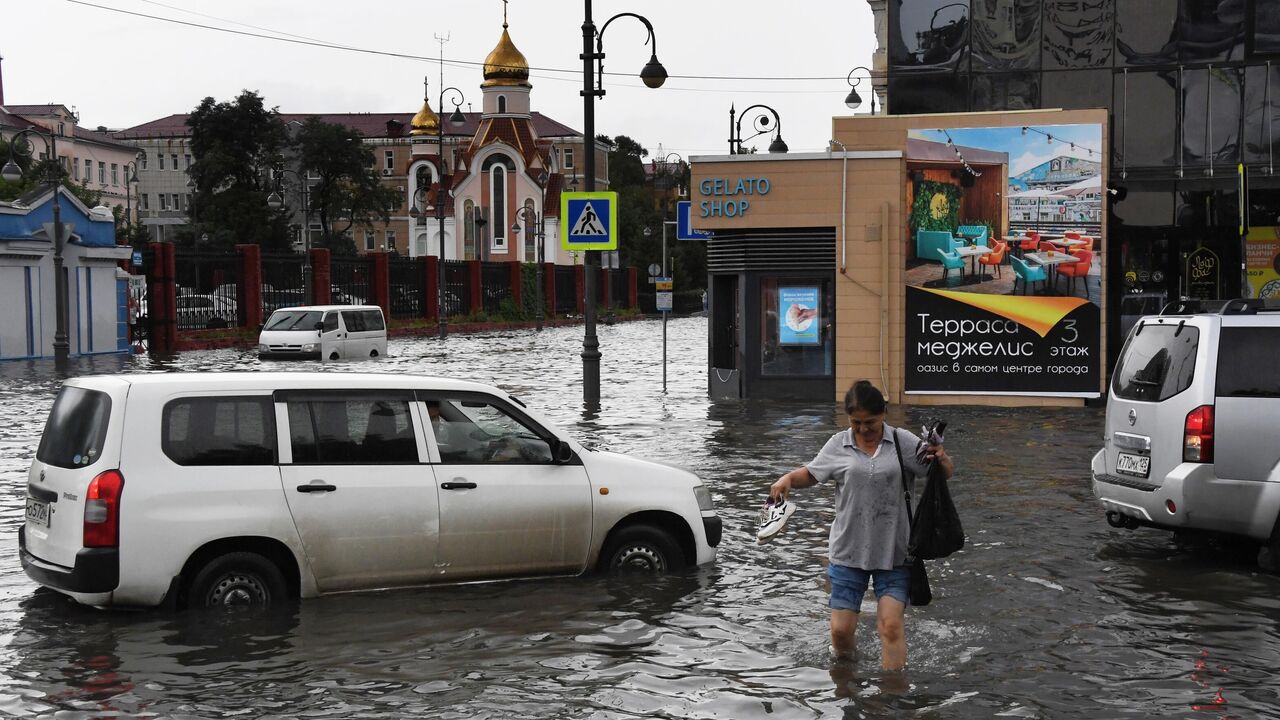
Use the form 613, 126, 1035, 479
482, 26, 530, 87
410, 97, 439, 136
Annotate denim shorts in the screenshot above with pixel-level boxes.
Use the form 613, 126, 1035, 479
827, 563, 911, 609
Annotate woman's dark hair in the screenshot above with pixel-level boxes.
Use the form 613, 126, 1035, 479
844, 380, 886, 415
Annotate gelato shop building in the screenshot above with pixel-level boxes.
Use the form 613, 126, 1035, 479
691, 108, 1109, 407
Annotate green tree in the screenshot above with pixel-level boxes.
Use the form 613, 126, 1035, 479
293, 116, 399, 256
0, 137, 103, 207
187, 90, 290, 250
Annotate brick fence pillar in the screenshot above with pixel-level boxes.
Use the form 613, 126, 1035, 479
543, 262, 556, 319
370, 251, 391, 319
574, 264, 585, 314
310, 248, 331, 305
424, 256, 440, 320
468, 260, 482, 315
236, 244, 262, 329
146, 241, 177, 354
627, 267, 638, 308
510, 261, 523, 310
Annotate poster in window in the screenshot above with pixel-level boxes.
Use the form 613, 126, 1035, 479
778, 287, 820, 345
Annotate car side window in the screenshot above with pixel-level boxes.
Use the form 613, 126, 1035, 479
287, 396, 418, 464
322, 312, 339, 332
1217, 327, 1280, 398
162, 396, 276, 466
362, 310, 385, 331
341, 311, 365, 332
426, 398, 553, 464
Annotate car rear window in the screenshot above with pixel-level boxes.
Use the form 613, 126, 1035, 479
362, 310, 385, 331
162, 397, 277, 466
1112, 323, 1200, 402
36, 386, 112, 469
1217, 327, 1280, 398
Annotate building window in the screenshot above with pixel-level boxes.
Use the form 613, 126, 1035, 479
365, 231, 376, 251
463, 199, 476, 260
171, 154, 179, 171
184, 194, 191, 211
384, 150, 394, 172
384, 229, 396, 251
491, 165, 506, 251
562, 148, 574, 169
98, 162, 106, 184
111, 164, 119, 185
172, 193, 182, 211
184, 154, 192, 169
158, 153, 166, 171
140, 194, 149, 211
140, 152, 148, 170
73, 159, 80, 181
159, 194, 170, 211
497, 95, 507, 113
57, 122, 65, 136
522, 199, 537, 262
84, 158, 92, 180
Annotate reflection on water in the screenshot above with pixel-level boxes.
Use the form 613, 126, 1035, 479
0, 317, 1278, 718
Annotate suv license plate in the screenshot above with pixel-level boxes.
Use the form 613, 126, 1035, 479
1116, 452, 1150, 478
25, 498, 50, 528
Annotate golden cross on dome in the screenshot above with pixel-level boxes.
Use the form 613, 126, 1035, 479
502, 0, 508, 28
422, 75, 429, 101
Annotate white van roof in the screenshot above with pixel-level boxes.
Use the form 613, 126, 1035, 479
267, 305, 383, 313
68, 372, 499, 394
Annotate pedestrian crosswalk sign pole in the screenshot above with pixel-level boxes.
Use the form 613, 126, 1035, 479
560, 191, 618, 251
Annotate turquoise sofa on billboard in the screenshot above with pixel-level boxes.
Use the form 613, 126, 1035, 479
915, 230, 961, 262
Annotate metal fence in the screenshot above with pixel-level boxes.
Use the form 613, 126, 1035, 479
554, 266, 577, 315
389, 257, 424, 319
442, 261, 470, 318
480, 261, 512, 315
261, 253, 306, 317
330, 256, 373, 306
172, 249, 244, 329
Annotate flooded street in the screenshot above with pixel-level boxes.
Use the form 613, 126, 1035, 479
1, 316, 1277, 718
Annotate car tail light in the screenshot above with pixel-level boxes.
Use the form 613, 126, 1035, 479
84, 470, 124, 548
1183, 405, 1214, 463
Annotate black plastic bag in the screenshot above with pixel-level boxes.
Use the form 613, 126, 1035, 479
909, 461, 965, 560
908, 557, 932, 606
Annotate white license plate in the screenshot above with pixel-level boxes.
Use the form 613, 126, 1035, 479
1116, 452, 1150, 478
25, 498, 50, 528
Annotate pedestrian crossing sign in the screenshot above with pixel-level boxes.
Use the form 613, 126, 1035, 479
560, 191, 618, 250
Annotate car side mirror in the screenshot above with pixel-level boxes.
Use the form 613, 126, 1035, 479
315, 321, 325, 331
553, 439, 574, 464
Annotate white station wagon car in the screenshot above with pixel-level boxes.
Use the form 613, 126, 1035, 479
21, 373, 721, 610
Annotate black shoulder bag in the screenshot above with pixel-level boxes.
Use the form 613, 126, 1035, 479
893, 430, 932, 607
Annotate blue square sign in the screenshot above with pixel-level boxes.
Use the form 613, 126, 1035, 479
560, 192, 617, 250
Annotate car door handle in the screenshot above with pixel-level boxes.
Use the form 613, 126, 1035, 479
296, 482, 337, 493
440, 481, 477, 490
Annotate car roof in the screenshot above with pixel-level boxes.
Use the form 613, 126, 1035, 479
68, 372, 499, 394
267, 305, 382, 313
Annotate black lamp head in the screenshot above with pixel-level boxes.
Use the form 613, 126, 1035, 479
640, 54, 668, 89
768, 135, 789, 154
845, 88, 863, 110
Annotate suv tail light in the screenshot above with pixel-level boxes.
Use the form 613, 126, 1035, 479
84, 470, 124, 548
1183, 405, 1214, 463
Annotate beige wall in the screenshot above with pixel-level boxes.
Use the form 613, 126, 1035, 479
692, 108, 1109, 408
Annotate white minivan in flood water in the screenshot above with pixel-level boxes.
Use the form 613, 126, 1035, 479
258, 305, 387, 361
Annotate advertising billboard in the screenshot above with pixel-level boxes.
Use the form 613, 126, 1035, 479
1245, 226, 1280, 299
778, 286, 821, 345
904, 123, 1104, 397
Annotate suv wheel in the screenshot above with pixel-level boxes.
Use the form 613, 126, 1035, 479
188, 552, 287, 610
600, 525, 685, 574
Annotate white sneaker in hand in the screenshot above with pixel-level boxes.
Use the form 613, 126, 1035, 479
756, 496, 797, 544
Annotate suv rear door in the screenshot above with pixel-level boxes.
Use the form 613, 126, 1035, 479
1106, 317, 1212, 486
25, 380, 127, 570
1213, 322, 1280, 483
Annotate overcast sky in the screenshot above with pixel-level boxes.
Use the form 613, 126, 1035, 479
6, 1, 877, 158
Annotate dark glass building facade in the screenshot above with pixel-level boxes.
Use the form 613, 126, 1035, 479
886, 0, 1280, 365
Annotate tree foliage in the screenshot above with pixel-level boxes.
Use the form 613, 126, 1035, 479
187, 90, 290, 251
293, 117, 399, 256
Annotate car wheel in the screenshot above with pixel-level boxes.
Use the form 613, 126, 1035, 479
187, 552, 287, 610
600, 524, 685, 574
369, 349, 379, 358
329, 351, 340, 361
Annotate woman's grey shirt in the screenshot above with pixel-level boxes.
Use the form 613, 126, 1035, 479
806, 424, 930, 571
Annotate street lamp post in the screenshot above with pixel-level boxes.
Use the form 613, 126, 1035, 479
124, 152, 143, 236
845, 66, 877, 114
3, 128, 70, 366
728, 104, 789, 155
267, 168, 313, 302
581, 0, 668, 405
411, 81, 467, 340
512, 171, 549, 331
